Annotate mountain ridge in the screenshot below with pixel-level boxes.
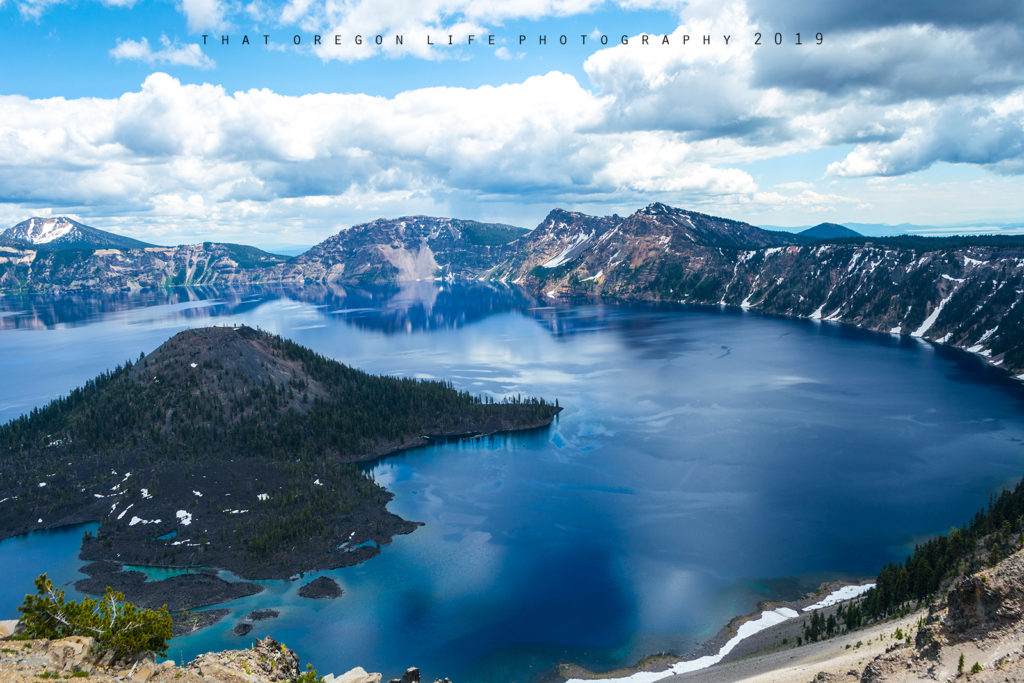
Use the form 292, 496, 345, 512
2, 206, 1024, 378
0, 217, 156, 251
275, 215, 527, 284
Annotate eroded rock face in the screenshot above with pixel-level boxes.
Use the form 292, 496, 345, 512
946, 575, 1007, 634
946, 552, 1024, 637
386, 667, 421, 683
913, 622, 941, 660
859, 657, 892, 683
188, 636, 300, 682
0, 620, 21, 639
840, 550, 1024, 683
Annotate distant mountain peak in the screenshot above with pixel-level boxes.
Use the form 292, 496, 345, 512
285, 215, 527, 284
638, 202, 675, 215
0, 216, 155, 251
542, 208, 588, 222
799, 223, 862, 239
17, 216, 79, 244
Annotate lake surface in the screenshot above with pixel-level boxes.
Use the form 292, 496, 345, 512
2, 282, 1024, 682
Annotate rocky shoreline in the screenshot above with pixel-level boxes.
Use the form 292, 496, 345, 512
62, 417, 562, 636
559, 580, 876, 682
71, 561, 264, 637
672, 549, 1024, 682
75, 561, 264, 612
562, 547, 1024, 683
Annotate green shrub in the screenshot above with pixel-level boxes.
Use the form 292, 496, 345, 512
295, 663, 323, 683
17, 574, 172, 661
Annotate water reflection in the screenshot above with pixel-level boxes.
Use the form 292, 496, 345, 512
0, 282, 540, 335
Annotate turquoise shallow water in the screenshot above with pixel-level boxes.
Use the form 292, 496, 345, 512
0, 523, 99, 610
1, 283, 1024, 682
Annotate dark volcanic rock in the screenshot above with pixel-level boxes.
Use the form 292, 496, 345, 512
913, 622, 941, 660
247, 608, 280, 621
171, 608, 230, 637
233, 622, 254, 636
75, 561, 263, 612
297, 576, 343, 599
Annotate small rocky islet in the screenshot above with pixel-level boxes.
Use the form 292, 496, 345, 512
298, 576, 344, 599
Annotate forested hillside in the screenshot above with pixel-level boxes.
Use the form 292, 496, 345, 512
0, 326, 560, 577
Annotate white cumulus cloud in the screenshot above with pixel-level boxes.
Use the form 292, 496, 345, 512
110, 36, 215, 69
178, 0, 226, 32
5, 0, 1024, 239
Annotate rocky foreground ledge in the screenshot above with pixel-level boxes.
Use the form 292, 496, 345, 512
0, 632, 448, 683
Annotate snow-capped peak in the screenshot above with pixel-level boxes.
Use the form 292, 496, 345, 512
1, 216, 155, 251
16, 217, 78, 244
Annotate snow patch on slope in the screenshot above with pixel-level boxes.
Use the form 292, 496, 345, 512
542, 231, 593, 268
16, 218, 77, 244
912, 288, 959, 337
802, 583, 875, 611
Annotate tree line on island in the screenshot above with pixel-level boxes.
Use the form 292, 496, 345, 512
0, 326, 560, 577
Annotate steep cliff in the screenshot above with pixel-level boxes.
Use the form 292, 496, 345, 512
274, 216, 526, 284
495, 204, 1024, 375
0, 242, 286, 294
2, 207, 1024, 375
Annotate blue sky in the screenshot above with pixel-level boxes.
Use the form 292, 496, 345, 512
1, 0, 1023, 249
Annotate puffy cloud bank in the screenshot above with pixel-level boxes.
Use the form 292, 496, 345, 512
1, 0, 1022, 240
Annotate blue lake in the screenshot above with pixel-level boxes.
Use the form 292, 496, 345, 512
1, 282, 1024, 682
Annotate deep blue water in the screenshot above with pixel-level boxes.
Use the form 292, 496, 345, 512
2, 282, 1024, 682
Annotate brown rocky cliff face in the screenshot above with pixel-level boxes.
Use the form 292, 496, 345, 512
849, 549, 1024, 682
946, 551, 1024, 638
